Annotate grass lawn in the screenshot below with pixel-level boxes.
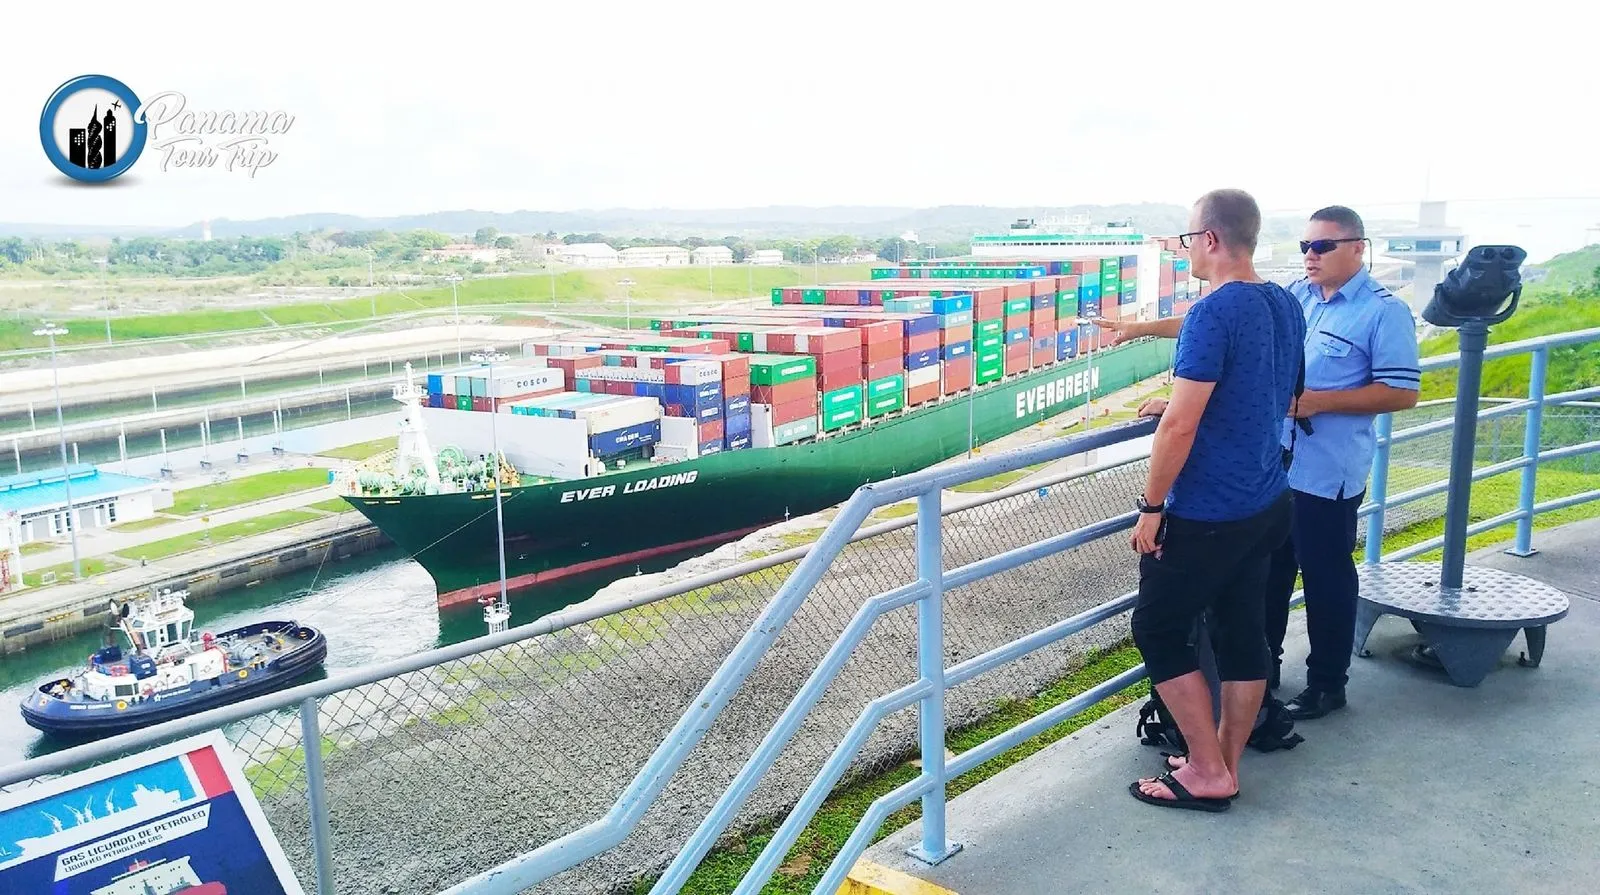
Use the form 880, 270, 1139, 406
168, 468, 330, 515
0, 264, 876, 351
109, 516, 177, 533
114, 509, 323, 562
23, 556, 126, 588
19, 541, 57, 556
308, 497, 355, 513
950, 461, 1052, 493
319, 438, 397, 461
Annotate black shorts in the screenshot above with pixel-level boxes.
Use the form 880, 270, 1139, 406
1131, 490, 1293, 685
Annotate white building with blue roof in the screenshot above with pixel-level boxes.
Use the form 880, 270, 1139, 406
0, 465, 169, 545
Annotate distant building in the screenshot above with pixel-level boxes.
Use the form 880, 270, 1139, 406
1378, 200, 1467, 313
618, 245, 690, 267
427, 244, 500, 263
0, 466, 170, 545
750, 249, 784, 266
691, 245, 734, 265
556, 243, 619, 267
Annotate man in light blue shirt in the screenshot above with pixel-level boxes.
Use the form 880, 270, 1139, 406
1265, 206, 1422, 719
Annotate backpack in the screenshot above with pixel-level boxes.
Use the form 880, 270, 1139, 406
1134, 612, 1304, 754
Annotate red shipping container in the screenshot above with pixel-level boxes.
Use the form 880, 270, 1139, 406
1005, 342, 1030, 363
1119, 305, 1141, 321
441, 393, 457, 407
942, 357, 974, 394
762, 329, 802, 354
1030, 278, 1056, 298
723, 375, 751, 396
752, 379, 814, 406
863, 359, 905, 381
857, 320, 902, 345
1030, 309, 1055, 332
472, 396, 490, 412
771, 393, 819, 425
940, 323, 974, 345
907, 381, 941, 406
817, 365, 864, 392
1003, 283, 1030, 300
1005, 352, 1031, 375
1004, 312, 1030, 331
800, 327, 860, 355
818, 349, 861, 377
492, 388, 562, 410
903, 331, 940, 355
863, 339, 902, 364
1061, 274, 1080, 291
699, 418, 725, 443
1032, 347, 1056, 367
545, 356, 604, 378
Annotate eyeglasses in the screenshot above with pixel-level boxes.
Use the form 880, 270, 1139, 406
1299, 238, 1363, 255
1175, 230, 1211, 249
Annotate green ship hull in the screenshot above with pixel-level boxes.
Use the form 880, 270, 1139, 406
346, 339, 1171, 607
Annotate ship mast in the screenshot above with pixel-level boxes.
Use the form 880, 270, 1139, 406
393, 362, 441, 487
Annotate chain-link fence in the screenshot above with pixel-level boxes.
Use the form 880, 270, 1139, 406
3, 348, 1597, 894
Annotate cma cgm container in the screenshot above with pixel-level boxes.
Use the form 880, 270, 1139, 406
589, 419, 662, 458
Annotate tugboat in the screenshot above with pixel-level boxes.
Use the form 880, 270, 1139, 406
19, 588, 327, 737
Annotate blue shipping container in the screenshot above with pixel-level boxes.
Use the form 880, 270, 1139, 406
906, 348, 940, 370
725, 394, 751, 417
1005, 328, 1030, 345
903, 314, 941, 337
726, 410, 752, 436
427, 393, 443, 409
942, 340, 972, 361
1031, 294, 1053, 310
694, 402, 724, 423
1032, 335, 1054, 353
664, 382, 723, 409
1158, 296, 1174, 318
1077, 298, 1101, 320
1057, 328, 1079, 360
698, 439, 723, 456
426, 374, 443, 394
936, 310, 973, 328
1121, 255, 1138, 268
931, 294, 973, 315
589, 420, 662, 457
1120, 287, 1137, 306
726, 433, 752, 451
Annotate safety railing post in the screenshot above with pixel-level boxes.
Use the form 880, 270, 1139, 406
1365, 412, 1393, 565
300, 697, 336, 895
1508, 347, 1549, 556
908, 488, 961, 866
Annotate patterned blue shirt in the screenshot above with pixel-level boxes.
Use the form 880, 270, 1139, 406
1169, 281, 1305, 522
1282, 268, 1422, 500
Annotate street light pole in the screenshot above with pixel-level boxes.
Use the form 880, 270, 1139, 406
367, 249, 376, 317
617, 278, 636, 330
449, 275, 463, 364
98, 258, 112, 343
472, 348, 511, 633
35, 323, 81, 578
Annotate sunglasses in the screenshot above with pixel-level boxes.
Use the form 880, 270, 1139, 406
1299, 238, 1363, 255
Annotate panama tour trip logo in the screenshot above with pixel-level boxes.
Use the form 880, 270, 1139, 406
40, 74, 294, 184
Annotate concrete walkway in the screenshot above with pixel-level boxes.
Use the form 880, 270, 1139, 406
868, 517, 1600, 895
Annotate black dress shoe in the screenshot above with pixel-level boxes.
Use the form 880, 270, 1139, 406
1285, 686, 1346, 720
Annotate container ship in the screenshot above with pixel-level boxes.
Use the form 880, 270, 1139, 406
343, 226, 1203, 608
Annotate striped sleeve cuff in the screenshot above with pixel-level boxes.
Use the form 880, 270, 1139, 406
1372, 366, 1421, 389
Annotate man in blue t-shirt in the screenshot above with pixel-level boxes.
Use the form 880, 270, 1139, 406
1125, 189, 1305, 813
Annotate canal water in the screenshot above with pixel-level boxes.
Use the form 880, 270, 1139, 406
0, 543, 708, 766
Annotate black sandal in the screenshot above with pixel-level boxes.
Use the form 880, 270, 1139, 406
1155, 755, 1241, 801
1128, 771, 1234, 813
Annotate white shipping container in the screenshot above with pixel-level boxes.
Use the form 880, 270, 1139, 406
419, 407, 589, 479
487, 367, 565, 398
750, 403, 778, 448
573, 396, 660, 434
752, 333, 769, 352
792, 333, 810, 353
661, 416, 700, 449
655, 443, 696, 463
578, 366, 666, 383
908, 365, 941, 388
673, 361, 721, 386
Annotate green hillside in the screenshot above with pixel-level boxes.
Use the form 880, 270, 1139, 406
1419, 292, 1600, 399
1530, 244, 1600, 292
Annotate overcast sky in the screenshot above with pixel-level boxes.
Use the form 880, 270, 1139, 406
2, 0, 1594, 235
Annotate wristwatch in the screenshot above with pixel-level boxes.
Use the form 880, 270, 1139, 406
1135, 496, 1164, 514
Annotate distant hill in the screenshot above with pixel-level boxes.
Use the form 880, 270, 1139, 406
0, 203, 1234, 242
1528, 243, 1600, 291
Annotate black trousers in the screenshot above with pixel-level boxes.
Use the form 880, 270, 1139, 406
1264, 488, 1364, 692
1132, 490, 1293, 686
